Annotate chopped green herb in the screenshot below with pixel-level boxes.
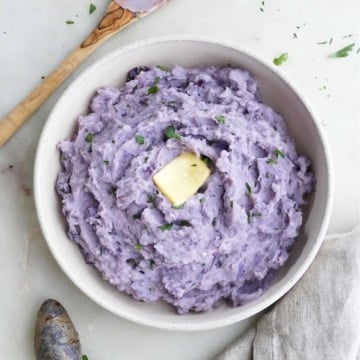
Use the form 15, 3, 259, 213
266, 158, 276, 165
200, 197, 205, 204
132, 85, 138, 93
245, 182, 252, 196
157, 65, 170, 72
167, 100, 177, 105
215, 115, 225, 124
343, 34, 353, 39
273, 53, 288, 66
135, 134, 145, 145
144, 156, 149, 163
89, 3, 96, 14
293, 33, 297, 39
273, 149, 284, 158
201, 156, 211, 166
135, 242, 142, 252
317, 41, 327, 45
66, 20, 74, 25
164, 126, 181, 140
211, 218, 217, 226
191, 164, 197, 167
84, 133, 93, 142
172, 204, 184, 209
103, 160, 109, 165
329, 37, 333, 45
158, 223, 173, 231
149, 259, 156, 270
260, 7, 264, 12
148, 85, 158, 95
179, 220, 191, 226
132, 213, 141, 220
154, 77, 160, 84
328, 43, 355, 58
230, 200, 234, 208
357, 48, 360, 55
82, 355, 89, 360
265, 172, 270, 178
247, 212, 252, 224
253, 212, 262, 218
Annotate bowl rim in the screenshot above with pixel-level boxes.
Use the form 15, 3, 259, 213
34, 35, 333, 331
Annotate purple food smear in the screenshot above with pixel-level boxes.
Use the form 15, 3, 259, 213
56, 65, 315, 314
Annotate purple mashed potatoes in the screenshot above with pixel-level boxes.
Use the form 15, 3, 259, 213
56, 65, 314, 314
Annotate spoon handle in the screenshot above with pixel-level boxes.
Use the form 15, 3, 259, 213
0, 2, 136, 147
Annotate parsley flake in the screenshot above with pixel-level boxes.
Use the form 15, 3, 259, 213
317, 41, 327, 45
273, 53, 288, 66
135, 134, 145, 145
82, 355, 89, 360
85, 133, 93, 142
158, 223, 173, 231
212, 218, 217, 226
164, 126, 181, 140
89, 3, 96, 14
66, 20, 74, 25
103, 160, 109, 165
149, 259, 156, 270
179, 220, 191, 226
135, 242, 142, 252
148, 85, 158, 95
154, 77, 160, 84
191, 164, 197, 167
215, 115, 225, 124
147, 194, 156, 207
200, 197, 205, 204
172, 204, 184, 209
328, 43, 355, 58
132, 213, 141, 220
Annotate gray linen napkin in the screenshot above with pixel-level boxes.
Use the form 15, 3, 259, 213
215, 227, 360, 360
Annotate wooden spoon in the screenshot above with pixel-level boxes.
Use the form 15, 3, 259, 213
0, 1, 168, 147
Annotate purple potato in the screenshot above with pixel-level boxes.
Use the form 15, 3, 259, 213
34, 299, 81, 360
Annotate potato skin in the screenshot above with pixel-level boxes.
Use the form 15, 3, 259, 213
34, 299, 81, 360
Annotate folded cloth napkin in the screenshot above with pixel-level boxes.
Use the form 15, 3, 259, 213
215, 227, 360, 360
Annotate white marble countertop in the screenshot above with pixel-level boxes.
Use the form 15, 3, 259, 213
0, 0, 359, 359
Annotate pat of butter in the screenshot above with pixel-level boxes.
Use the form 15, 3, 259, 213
153, 152, 210, 206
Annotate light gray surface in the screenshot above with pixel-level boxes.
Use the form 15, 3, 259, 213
0, 0, 359, 359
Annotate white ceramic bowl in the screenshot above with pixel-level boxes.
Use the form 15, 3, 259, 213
34, 36, 333, 331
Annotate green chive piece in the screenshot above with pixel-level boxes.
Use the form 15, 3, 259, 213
148, 85, 158, 95
179, 220, 191, 226
172, 204, 184, 209
245, 182, 252, 196
215, 115, 225, 124
200, 197, 205, 204
158, 223, 173, 231
273, 53, 288, 66
66, 20, 74, 25
266, 158, 276, 165
149, 259, 156, 270
103, 160, 109, 165
135, 242, 142, 252
164, 126, 181, 140
82, 355, 89, 360
89, 3, 96, 14
273, 149, 285, 158
135, 134, 145, 145
84, 133, 93, 142
132, 213, 141, 220
157, 65, 170, 72
212, 218, 217, 226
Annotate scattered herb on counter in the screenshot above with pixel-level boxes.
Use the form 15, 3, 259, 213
191, 164, 197, 167
164, 126, 181, 140
135, 134, 145, 145
157, 65, 170, 72
158, 223, 173, 231
273, 148, 285, 158
135, 242, 142, 252
245, 182, 252, 196
148, 85, 158, 95
273, 53, 288, 66
84, 133, 93, 142
89, 3, 96, 14
149, 259, 156, 270
266, 158, 276, 165
317, 41, 327, 45
343, 34, 353, 38
328, 43, 355, 58
329, 37, 333, 45
293, 33, 297, 39
66, 20, 74, 25
215, 115, 225, 124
